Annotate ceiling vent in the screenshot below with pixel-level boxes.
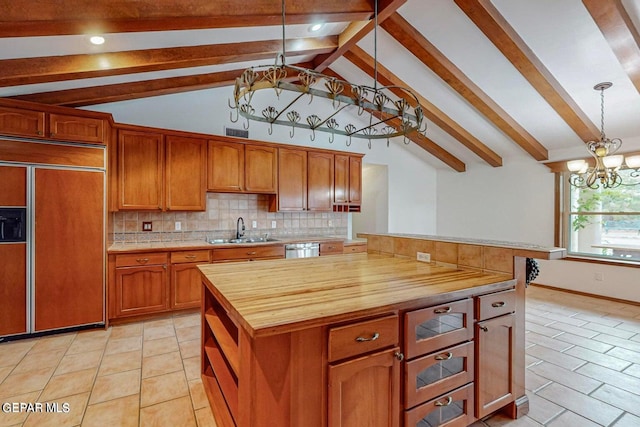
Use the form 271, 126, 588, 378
224, 127, 249, 138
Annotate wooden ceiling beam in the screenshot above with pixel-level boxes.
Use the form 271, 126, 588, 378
455, 0, 600, 142
313, 0, 407, 71
0, 0, 373, 37
323, 67, 466, 172
381, 13, 549, 161
583, 0, 640, 95
344, 45, 503, 167
0, 37, 337, 88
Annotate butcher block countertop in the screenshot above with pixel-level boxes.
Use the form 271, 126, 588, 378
198, 253, 516, 338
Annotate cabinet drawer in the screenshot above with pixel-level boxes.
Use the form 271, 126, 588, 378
405, 299, 473, 359
343, 243, 367, 254
328, 314, 398, 362
476, 289, 515, 321
211, 245, 284, 261
320, 241, 343, 255
405, 341, 474, 408
115, 252, 168, 267
404, 383, 475, 427
171, 250, 210, 264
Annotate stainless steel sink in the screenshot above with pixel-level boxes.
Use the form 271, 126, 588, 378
207, 237, 279, 244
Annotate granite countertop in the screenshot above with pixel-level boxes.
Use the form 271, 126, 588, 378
199, 253, 516, 337
107, 235, 351, 253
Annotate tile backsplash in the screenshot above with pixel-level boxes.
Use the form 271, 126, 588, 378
111, 193, 348, 243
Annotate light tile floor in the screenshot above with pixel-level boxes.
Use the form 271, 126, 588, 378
0, 285, 639, 426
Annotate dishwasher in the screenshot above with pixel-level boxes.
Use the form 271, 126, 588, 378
285, 242, 320, 258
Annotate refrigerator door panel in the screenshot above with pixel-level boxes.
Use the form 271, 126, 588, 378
0, 243, 27, 336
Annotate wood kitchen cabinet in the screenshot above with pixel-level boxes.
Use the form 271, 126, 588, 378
112, 253, 169, 318
207, 140, 245, 192
334, 154, 362, 212
275, 147, 307, 211
0, 102, 107, 144
170, 250, 210, 310
308, 151, 334, 211
116, 127, 206, 211
244, 144, 277, 193
165, 135, 207, 211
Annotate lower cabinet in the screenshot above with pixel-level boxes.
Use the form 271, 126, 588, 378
170, 250, 210, 310
113, 253, 169, 317
476, 314, 515, 418
328, 347, 401, 427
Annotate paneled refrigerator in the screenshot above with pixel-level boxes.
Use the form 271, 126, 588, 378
0, 161, 105, 340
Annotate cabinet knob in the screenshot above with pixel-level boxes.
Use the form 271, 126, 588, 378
434, 352, 453, 361
394, 352, 404, 361
479, 325, 488, 332
491, 301, 506, 308
435, 396, 453, 407
36, 130, 43, 136
50, 132, 56, 137
355, 332, 379, 342
434, 306, 451, 314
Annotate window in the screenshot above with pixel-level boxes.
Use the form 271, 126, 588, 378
561, 169, 640, 262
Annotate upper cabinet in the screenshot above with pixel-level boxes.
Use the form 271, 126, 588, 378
207, 140, 277, 194
0, 101, 109, 145
308, 151, 334, 211
334, 154, 362, 212
275, 147, 307, 211
116, 127, 206, 211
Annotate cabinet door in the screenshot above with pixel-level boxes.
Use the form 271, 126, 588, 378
165, 135, 207, 211
171, 262, 204, 309
0, 106, 44, 138
0, 165, 26, 206
328, 347, 400, 427
476, 314, 515, 418
118, 129, 164, 210
48, 113, 105, 144
114, 265, 168, 317
245, 144, 277, 193
308, 151, 334, 211
348, 156, 362, 205
334, 154, 349, 204
207, 140, 244, 192
277, 148, 307, 211
34, 168, 105, 331
0, 243, 27, 336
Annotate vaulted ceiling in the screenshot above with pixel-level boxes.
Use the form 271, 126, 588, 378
2, 0, 640, 172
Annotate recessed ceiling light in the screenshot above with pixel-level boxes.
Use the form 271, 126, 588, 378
309, 23, 323, 32
89, 35, 105, 45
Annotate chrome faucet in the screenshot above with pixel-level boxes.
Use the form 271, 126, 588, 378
236, 217, 245, 239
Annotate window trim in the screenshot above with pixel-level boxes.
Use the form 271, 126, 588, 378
556, 171, 640, 266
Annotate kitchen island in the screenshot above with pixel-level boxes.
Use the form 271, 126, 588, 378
199, 252, 530, 427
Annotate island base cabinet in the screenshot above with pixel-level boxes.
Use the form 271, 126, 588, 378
328, 347, 400, 427
475, 314, 515, 418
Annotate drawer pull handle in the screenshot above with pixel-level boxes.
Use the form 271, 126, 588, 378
435, 352, 453, 361
247, 251, 257, 255
491, 301, 506, 308
136, 258, 149, 264
479, 325, 488, 332
435, 396, 453, 407
185, 255, 197, 259
434, 307, 451, 314
355, 332, 379, 342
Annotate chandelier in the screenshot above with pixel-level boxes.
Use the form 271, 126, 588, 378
229, 0, 426, 147
567, 82, 640, 189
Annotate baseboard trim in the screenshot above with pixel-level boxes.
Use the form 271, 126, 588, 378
530, 283, 640, 307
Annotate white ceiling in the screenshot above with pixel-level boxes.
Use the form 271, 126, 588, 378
2, 0, 640, 170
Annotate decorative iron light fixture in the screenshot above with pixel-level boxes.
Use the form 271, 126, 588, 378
567, 82, 640, 189
229, 0, 426, 148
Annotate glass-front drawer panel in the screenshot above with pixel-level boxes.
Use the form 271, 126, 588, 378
405, 383, 474, 427
405, 341, 474, 408
405, 299, 473, 359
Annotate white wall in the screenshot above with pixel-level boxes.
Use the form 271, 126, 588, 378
436, 159, 640, 303
85, 87, 438, 238
353, 164, 389, 235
